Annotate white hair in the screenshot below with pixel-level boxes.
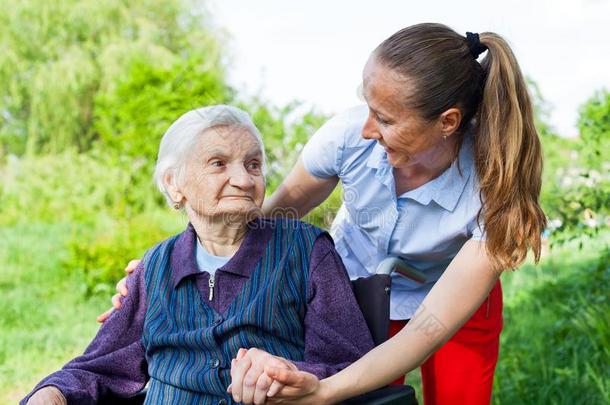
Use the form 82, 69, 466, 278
153, 105, 266, 207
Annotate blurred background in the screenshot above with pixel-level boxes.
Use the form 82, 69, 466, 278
0, 0, 608, 403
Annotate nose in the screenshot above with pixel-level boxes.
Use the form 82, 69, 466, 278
228, 165, 255, 190
362, 112, 381, 140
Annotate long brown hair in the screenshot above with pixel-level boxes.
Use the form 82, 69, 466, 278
375, 23, 546, 270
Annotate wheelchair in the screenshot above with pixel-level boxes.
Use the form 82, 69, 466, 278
103, 258, 420, 405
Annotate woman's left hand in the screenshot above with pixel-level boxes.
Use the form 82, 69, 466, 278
229, 348, 297, 404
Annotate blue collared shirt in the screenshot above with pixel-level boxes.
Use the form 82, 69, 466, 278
302, 105, 485, 319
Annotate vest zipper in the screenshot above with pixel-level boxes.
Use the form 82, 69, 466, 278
208, 273, 215, 301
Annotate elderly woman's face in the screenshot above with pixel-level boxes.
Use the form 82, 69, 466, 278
181, 125, 265, 219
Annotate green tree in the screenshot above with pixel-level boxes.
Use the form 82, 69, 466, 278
0, 0, 227, 156
542, 90, 609, 244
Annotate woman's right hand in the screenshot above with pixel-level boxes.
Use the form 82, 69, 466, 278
26, 386, 67, 405
96, 259, 141, 323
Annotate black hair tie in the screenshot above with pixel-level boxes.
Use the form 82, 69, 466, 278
466, 32, 488, 58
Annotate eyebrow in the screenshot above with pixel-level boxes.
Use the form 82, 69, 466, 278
203, 148, 263, 160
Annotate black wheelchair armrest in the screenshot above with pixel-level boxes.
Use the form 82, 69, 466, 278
342, 385, 417, 405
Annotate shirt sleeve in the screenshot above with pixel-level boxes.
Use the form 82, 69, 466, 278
292, 234, 375, 379
300, 113, 348, 178
21, 263, 149, 405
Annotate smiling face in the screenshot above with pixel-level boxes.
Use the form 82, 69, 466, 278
178, 125, 266, 220
361, 55, 451, 168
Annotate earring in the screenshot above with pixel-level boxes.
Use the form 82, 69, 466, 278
442, 134, 448, 141
173, 201, 182, 210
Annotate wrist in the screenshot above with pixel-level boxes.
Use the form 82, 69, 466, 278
319, 379, 338, 405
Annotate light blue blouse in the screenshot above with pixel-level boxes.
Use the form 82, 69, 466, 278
302, 105, 485, 319
195, 239, 231, 276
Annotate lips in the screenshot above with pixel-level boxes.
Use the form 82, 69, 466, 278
222, 195, 252, 200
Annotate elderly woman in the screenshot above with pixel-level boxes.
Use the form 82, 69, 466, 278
22, 105, 373, 405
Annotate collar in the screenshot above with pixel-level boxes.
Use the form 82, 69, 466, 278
366, 141, 386, 170
170, 218, 273, 289
367, 137, 474, 212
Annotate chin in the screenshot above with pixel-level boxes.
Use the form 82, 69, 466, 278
220, 203, 262, 220
387, 154, 410, 168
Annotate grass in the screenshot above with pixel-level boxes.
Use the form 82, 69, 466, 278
0, 223, 108, 403
1, 222, 608, 404
493, 233, 609, 404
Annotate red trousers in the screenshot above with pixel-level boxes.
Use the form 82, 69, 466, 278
389, 280, 503, 405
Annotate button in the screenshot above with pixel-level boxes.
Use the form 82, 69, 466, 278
213, 317, 223, 325
218, 399, 227, 405
211, 358, 220, 368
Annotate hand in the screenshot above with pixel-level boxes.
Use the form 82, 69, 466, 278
96, 259, 140, 323
229, 348, 296, 404
265, 367, 329, 404
26, 386, 67, 405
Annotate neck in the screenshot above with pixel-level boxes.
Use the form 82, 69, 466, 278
393, 136, 459, 195
186, 209, 249, 257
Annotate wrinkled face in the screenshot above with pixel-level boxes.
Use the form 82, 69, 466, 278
180, 125, 265, 220
361, 56, 446, 168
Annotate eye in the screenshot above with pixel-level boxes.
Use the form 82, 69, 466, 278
247, 161, 261, 171
210, 160, 225, 168
375, 114, 390, 126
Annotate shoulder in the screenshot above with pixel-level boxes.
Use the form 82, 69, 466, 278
302, 105, 375, 178
257, 217, 328, 243
315, 105, 370, 148
140, 231, 184, 275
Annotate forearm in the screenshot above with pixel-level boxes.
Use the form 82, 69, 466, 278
263, 157, 338, 218
321, 240, 501, 403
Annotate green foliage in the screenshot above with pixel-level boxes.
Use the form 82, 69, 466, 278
64, 212, 185, 295
93, 56, 232, 166
0, 150, 161, 226
578, 91, 610, 171
244, 101, 329, 191
0, 0, 226, 156
494, 236, 610, 404
539, 90, 610, 245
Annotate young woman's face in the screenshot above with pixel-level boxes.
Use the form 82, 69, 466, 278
180, 125, 266, 219
361, 56, 447, 168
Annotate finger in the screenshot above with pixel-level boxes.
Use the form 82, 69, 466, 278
96, 308, 114, 323
125, 259, 140, 273
236, 347, 248, 361
111, 293, 123, 309
242, 365, 265, 404
268, 357, 296, 371
265, 366, 306, 387
226, 383, 232, 394
264, 368, 318, 399
230, 355, 252, 403
116, 277, 128, 296
266, 380, 284, 398
253, 373, 273, 405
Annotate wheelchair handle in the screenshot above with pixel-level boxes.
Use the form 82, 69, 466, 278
376, 257, 427, 284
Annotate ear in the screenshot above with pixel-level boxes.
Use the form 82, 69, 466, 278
439, 108, 462, 137
163, 171, 184, 204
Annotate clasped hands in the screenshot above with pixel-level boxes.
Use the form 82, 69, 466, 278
228, 347, 324, 404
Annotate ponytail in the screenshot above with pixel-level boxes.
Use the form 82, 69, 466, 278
476, 33, 546, 269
